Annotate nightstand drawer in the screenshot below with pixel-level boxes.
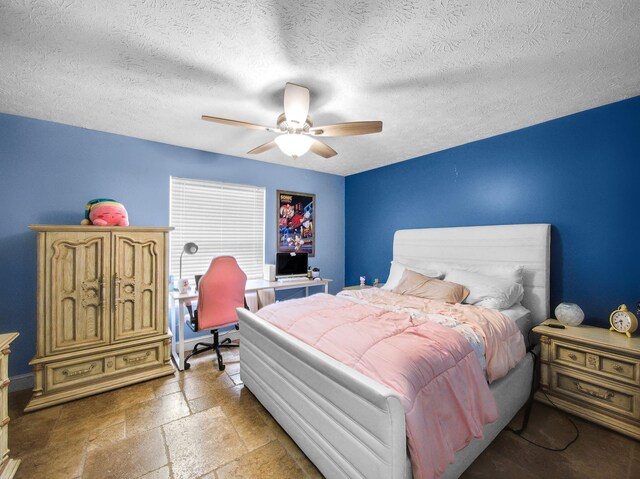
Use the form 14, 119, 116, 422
550, 339, 640, 387
600, 356, 638, 383
550, 366, 640, 421
553, 342, 587, 367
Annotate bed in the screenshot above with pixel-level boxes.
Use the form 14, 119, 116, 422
238, 223, 550, 478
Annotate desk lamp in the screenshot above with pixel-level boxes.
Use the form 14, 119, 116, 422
179, 242, 199, 278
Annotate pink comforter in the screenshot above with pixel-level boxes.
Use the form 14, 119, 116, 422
340, 288, 526, 383
257, 294, 500, 479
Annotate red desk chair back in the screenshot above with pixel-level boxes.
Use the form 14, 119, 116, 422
185, 256, 247, 371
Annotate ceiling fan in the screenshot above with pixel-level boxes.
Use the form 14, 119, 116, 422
202, 83, 382, 159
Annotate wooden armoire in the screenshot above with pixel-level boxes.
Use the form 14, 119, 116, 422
25, 225, 175, 412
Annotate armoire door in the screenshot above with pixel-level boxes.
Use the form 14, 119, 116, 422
112, 232, 165, 342
46, 232, 111, 355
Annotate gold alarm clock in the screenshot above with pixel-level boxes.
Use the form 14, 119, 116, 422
609, 304, 638, 338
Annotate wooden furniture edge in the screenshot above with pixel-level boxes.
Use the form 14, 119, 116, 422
29, 225, 174, 232
0, 458, 21, 479
0, 334, 20, 479
0, 333, 18, 351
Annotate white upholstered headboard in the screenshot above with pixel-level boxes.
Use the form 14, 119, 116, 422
393, 224, 551, 324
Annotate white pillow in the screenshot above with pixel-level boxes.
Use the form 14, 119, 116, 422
444, 269, 524, 310
470, 264, 524, 285
421, 262, 524, 284
382, 261, 445, 290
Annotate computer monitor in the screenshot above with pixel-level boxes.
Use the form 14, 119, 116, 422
276, 252, 308, 278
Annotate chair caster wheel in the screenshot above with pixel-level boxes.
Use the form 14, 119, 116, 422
184, 362, 191, 370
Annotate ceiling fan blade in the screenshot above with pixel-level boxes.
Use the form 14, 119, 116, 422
201, 115, 271, 131
283, 82, 310, 127
309, 121, 383, 137
309, 139, 337, 158
247, 140, 277, 155
247, 140, 278, 155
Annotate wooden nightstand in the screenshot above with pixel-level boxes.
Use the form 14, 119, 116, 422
342, 285, 373, 291
342, 284, 385, 291
533, 321, 640, 439
1, 333, 20, 479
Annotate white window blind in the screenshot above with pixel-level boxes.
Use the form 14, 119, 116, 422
170, 177, 265, 281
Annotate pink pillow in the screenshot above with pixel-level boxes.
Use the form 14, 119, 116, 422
392, 270, 469, 304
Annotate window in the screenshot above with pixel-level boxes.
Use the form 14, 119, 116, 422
170, 177, 265, 280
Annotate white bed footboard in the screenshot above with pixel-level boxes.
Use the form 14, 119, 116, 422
237, 308, 409, 479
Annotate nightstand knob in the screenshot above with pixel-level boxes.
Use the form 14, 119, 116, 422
568, 353, 578, 361
613, 364, 624, 373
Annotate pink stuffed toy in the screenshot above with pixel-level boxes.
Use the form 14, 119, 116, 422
81, 198, 129, 226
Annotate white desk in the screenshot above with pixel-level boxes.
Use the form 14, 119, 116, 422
246, 278, 331, 295
169, 290, 198, 372
169, 278, 332, 370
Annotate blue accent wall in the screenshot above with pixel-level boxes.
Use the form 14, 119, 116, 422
345, 96, 640, 327
0, 113, 345, 376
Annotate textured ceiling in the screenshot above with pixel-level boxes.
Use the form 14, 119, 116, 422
1, 1, 639, 176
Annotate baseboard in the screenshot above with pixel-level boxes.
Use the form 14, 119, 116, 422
9, 372, 34, 392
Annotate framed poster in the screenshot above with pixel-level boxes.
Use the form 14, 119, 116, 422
277, 190, 315, 257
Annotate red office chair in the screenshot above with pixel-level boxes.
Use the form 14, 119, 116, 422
184, 256, 247, 371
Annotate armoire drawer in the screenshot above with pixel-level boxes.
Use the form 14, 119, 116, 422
114, 344, 163, 373
45, 342, 165, 393
46, 357, 106, 391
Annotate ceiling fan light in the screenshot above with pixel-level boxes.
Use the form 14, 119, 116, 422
274, 133, 313, 158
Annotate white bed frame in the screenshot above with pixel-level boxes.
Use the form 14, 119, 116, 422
238, 224, 551, 478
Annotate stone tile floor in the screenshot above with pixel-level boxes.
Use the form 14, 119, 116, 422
8, 346, 640, 478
